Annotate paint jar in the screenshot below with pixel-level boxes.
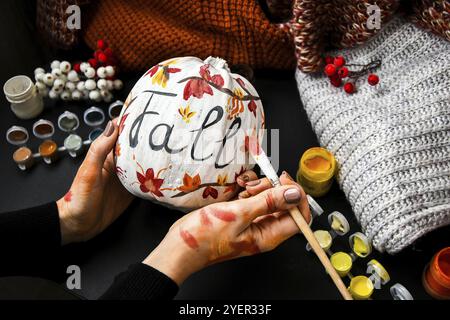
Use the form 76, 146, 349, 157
88, 128, 104, 142
3, 75, 43, 119
349, 232, 372, 258
6, 126, 29, 145
367, 259, 390, 288
64, 134, 83, 158
108, 100, 124, 119
39, 140, 58, 164
390, 283, 414, 300
84, 106, 105, 127
331, 252, 353, 277
423, 247, 450, 299
306, 230, 332, 252
348, 275, 374, 300
33, 119, 55, 139
327, 211, 350, 236
306, 194, 324, 225
297, 147, 336, 197
13, 146, 34, 170
58, 111, 80, 132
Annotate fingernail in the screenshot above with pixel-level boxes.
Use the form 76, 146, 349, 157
103, 121, 114, 137
283, 171, 294, 180
246, 179, 261, 187
237, 174, 250, 184
284, 188, 301, 204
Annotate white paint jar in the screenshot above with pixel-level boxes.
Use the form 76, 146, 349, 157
3, 75, 44, 119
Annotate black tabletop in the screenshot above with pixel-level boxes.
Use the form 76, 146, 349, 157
1, 0, 448, 300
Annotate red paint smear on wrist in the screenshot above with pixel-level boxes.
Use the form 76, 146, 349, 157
265, 191, 276, 212
211, 209, 236, 222
199, 209, 212, 227
180, 229, 199, 250
63, 190, 72, 202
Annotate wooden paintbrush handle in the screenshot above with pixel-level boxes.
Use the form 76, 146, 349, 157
288, 206, 353, 300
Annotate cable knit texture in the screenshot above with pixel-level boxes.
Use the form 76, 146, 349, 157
295, 16, 450, 254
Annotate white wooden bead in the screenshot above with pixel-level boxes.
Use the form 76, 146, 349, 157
103, 91, 113, 103
65, 81, 76, 92
76, 81, 85, 91
82, 90, 90, 100
105, 66, 115, 77
97, 79, 108, 90
85, 67, 96, 79
48, 89, 59, 99
60, 90, 71, 100
53, 78, 65, 89
97, 67, 107, 79
60, 61, 71, 73
59, 74, 67, 82
34, 67, 45, 75
52, 85, 63, 93
35, 73, 44, 83
113, 79, 123, 90
43, 73, 55, 86
85, 79, 97, 91
71, 90, 82, 100
89, 90, 102, 101
80, 62, 89, 73
67, 70, 79, 82
50, 60, 60, 70
106, 80, 114, 90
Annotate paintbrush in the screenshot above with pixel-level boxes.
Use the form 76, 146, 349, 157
249, 140, 353, 300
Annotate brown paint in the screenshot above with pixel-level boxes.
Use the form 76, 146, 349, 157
265, 191, 276, 212
209, 238, 260, 264
34, 123, 53, 136
64, 190, 72, 202
39, 140, 57, 157
8, 130, 27, 142
13, 147, 32, 163
180, 229, 199, 249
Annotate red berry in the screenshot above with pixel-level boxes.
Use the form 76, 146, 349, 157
334, 56, 346, 67
98, 52, 108, 63
325, 56, 334, 65
88, 58, 98, 69
104, 47, 114, 57
368, 74, 379, 86
97, 39, 108, 50
324, 64, 337, 76
338, 67, 349, 78
73, 63, 81, 73
330, 74, 342, 87
344, 82, 355, 94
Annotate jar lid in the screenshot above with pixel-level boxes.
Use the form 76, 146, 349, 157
6, 126, 29, 145
328, 211, 350, 236
349, 232, 372, 258
84, 106, 105, 127
108, 100, 124, 119
3, 75, 34, 103
58, 111, 80, 132
390, 283, 413, 300
32, 119, 55, 139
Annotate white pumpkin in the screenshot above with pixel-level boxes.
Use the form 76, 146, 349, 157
115, 56, 265, 212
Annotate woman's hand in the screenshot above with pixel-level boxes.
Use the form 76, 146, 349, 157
56, 120, 135, 245
144, 172, 310, 285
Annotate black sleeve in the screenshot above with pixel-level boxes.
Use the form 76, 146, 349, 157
100, 263, 178, 300
0, 202, 62, 278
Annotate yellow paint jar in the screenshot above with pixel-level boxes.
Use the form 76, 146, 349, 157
327, 211, 350, 236
313, 230, 332, 251
331, 252, 353, 277
297, 147, 336, 197
367, 259, 391, 285
349, 275, 374, 300
349, 232, 372, 258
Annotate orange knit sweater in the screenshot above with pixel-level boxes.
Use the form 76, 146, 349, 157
82, 0, 296, 72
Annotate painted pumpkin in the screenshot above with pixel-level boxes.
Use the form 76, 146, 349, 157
115, 56, 265, 211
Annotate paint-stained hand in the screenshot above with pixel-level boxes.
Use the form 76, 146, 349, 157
143, 171, 310, 285
56, 120, 135, 245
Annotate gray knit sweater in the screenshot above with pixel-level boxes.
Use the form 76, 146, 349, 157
295, 16, 450, 254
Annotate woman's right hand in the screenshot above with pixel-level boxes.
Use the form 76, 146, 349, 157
143, 171, 310, 285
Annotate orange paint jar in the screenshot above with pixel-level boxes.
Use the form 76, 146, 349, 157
39, 140, 58, 164
423, 247, 450, 299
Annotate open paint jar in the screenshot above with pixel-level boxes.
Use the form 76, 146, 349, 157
310, 230, 332, 251
348, 275, 374, 300
58, 111, 80, 132
33, 119, 55, 139
84, 106, 105, 127
39, 140, 58, 164
13, 146, 34, 170
349, 232, 372, 258
108, 100, 124, 119
3, 75, 43, 119
6, 126, 29, 145
330, 252, 353, 277
88, 128, 104, 142
423, 247, 450, 299
367, 259, 391, 287
328, 211, 350, 236
297, 147, 336, 197
64, 134, 84, 158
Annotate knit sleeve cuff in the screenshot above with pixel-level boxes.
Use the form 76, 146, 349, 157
100, 263, 179, 300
